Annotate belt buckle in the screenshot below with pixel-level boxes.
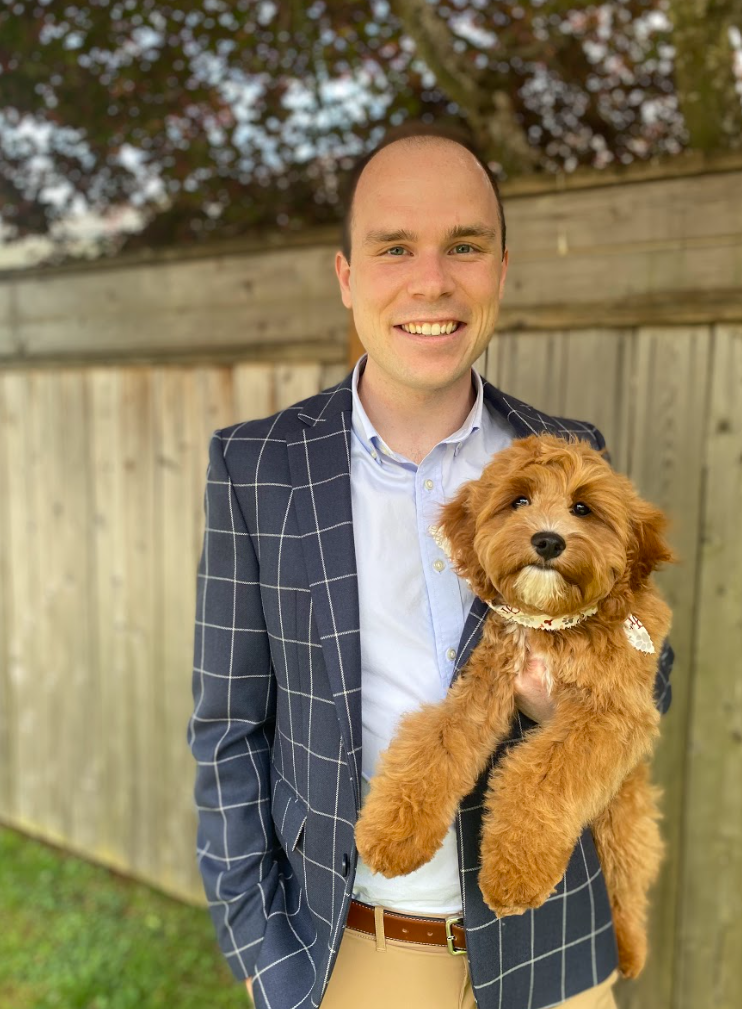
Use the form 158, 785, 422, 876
445, 915, 466, 956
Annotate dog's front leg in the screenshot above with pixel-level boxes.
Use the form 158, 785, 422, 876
478, 695, 659, 917
355, 642, 518, 878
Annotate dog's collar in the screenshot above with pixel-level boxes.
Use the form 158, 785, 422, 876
487, 602, 598, 630
488, 601, 655, 653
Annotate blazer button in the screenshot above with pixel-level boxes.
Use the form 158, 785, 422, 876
341, 854, 350, 877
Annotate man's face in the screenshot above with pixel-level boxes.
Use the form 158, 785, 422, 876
335, 139, 508, 397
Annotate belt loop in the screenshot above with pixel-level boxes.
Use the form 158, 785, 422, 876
374, 905, 387, 952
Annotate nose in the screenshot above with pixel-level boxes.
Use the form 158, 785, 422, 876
531, 531, 566, 561
407, 253, 455, 301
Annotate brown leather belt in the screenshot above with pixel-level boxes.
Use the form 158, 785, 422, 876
347, 899, 466, 955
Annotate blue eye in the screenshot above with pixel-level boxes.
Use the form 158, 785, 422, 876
385, 246, 407, 256
453, 243, 475, 254
512, 496, 530, 509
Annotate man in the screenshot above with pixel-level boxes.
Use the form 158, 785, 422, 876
188, 124, 673, 1009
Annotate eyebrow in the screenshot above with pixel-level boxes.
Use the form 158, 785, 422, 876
362, 224, 499, 248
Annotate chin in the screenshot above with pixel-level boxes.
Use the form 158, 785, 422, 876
509, 565, 583, 615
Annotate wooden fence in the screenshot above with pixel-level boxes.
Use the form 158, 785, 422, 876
0, 152, 740, 1009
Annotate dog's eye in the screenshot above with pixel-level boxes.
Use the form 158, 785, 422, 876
512, 496, 530, 509
571, 502, 591, 517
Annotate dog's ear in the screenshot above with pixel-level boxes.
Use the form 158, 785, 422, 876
627, 496, 675, 591
436, 482, 495, 600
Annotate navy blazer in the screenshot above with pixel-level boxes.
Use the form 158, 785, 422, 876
188, 367, 673, 1009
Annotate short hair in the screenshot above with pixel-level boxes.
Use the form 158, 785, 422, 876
340, 120, 507, 263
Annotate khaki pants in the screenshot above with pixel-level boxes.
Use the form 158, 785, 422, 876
321, 912, 620, 1009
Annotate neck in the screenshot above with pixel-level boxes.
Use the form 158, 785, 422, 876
357, 357, 476, 464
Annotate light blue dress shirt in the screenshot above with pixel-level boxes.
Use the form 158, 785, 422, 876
349, 353, 514, 914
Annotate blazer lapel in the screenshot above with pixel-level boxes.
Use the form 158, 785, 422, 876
286, 381, 362, 808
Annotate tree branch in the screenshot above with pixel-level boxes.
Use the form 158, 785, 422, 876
668, 0, 742, 152
390, 0, 538, 174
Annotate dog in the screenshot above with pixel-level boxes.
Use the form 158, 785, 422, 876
354, 434, 674, 979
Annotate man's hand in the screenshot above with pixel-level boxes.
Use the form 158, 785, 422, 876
245, 977, 254, 1000
514, 653, 556, 724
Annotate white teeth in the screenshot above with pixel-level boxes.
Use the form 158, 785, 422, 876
400, 321, 459, 334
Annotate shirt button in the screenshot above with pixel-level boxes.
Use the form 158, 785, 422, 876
381, 444, 391, 456
371, 449, 378, 459
433, 559, 445, 572
447, 648, 457, 661
424, 479, 434, 491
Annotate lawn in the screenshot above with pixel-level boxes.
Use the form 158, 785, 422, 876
0, 826, 249, 1009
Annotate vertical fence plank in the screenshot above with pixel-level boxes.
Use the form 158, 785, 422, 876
89, 368, 128, 867
196, 367, 236, 466
9, 373, 45, 831
558, 328, 629, 459
0, 375, 18, 817
56, 371, 98, 851
156, 368, 198, 895
321, 361, 350, 391
120, 368, 159, 880
233, 362, 274, 423
40, 372, 65, 839
275, 361, 324, 411
678, 324, 742, 1009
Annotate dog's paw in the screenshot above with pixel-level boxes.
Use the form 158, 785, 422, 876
478, 829, 567, 915
478, 861, 559, 917
355, 818, 437, 877
484, 902, 530, 920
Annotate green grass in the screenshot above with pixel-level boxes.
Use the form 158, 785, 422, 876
0, 826, 249, 1009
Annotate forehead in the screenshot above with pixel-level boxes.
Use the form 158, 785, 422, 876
494, 449, 608, 490
352, 139, 499, 239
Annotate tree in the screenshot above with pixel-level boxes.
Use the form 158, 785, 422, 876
668, 0, 742, 152
0, 0, 734, 255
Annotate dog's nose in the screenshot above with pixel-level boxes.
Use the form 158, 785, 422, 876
531, 531, 566, 561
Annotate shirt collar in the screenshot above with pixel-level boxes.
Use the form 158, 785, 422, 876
350, 352, 484, 466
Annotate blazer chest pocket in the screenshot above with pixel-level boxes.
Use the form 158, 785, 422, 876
272, 775, 308, 854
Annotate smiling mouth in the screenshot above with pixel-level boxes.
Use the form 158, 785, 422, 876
395, 321, 464, 336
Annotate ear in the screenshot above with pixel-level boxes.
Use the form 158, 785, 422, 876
436, 482, 495, 600
627, 496, 675, 591
334, 250, 353, 309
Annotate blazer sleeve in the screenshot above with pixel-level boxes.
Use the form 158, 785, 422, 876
187, 430, 279, 981
589, 423, 674, 717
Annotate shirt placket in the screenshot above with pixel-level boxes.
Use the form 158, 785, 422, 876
417, 445, 467, 687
